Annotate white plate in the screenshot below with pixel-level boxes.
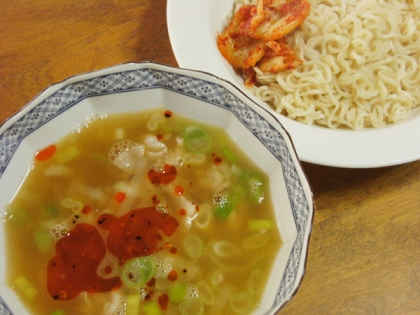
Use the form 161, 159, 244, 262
167, 0, 420, 168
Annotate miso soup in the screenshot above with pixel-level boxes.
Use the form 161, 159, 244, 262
4, 109, 282, 315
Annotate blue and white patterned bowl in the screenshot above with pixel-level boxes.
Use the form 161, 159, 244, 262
0, 62, 314, 315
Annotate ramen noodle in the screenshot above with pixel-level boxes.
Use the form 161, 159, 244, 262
3, 109, 281, 315
232, 0, 420, 129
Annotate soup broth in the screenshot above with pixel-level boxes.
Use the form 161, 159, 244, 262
4, 109, 282, 315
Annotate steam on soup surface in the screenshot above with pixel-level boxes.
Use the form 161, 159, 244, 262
4, 109, 282, 315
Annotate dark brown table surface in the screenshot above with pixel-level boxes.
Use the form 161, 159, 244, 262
1, 1, 420, 314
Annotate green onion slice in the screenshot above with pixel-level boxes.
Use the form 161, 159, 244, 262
122, 256, 157, 289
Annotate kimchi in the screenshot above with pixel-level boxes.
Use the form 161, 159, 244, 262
217, 0, 310, 86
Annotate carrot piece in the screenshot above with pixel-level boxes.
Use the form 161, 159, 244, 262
35, 144, 56, 161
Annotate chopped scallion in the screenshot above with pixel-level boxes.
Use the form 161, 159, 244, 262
183, 235, 203, 258
213, 185, 245, 220
242, 232, 269, 250
183, 126, 213, 153
143, 301, 163, 315
248, 220, 273, 230
240, 171, 265, 204
122, 256, 157, 290
14, 275, 37, 300
169, 282, 188, 304
179, 298, 204, 315
248, 269, 265, 294
7, 209, 30, 225
35, 230, 53, 253
196, 281, 215, 305
55, 146, 80, 164
44, 204, 59, 217
229, 292, 257, 314
126, 294, 141, 315
221, 147, 236, 162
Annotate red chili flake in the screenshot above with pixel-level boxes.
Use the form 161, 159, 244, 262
156, 134, 163, 141
114, 192, 126, 203
213, 156, 223, 165
148, 165, 177, 184
168, 270, 178, 281
158, 293, 169, 310
104, 265, 112, 274
174, 186, 184, 196
179, 208, 187, 216
81, 205, 91, 214
170, 247, 178, 254
152, 195, 160, 205
147, 278, 156, 287
35, 144, 56, 161
164, 110, 173, 118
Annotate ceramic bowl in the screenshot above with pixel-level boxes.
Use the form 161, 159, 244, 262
0, 62, 314, 315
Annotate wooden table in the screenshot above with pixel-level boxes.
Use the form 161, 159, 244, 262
1, 1, 420, 314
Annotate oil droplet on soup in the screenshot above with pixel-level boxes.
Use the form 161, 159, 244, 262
148, 164, 177, 184
4, 108, 282, 315
47, 223, 121, 301
97, 207, 179, 260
